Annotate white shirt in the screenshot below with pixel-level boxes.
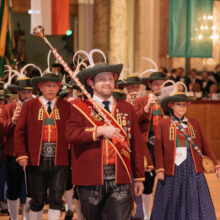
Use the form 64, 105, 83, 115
17, 99, 23, 107
40, 96, 56, 110
93, 95, 114, 112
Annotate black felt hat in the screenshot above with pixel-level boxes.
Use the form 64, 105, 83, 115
77, 63, 123, 94
126, 74, 143, 85
7, 78, 33, 91
160, 92, 195, 115
116, 80, 127, 89
113, 89, 127, 100
31, 73, 62, 91
141, 72, 167, 82
63, 79, 81, 91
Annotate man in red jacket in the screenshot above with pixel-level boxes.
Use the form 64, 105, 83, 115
133, 72, 166, 219
14, 73, 72, 220
65, 62, 145, 220
0, 77, 33, 220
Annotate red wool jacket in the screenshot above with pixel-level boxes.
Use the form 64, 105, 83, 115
0, 101, 18, 156
14, 97, 71, 166
65, 98, 145, 185
154, 117, 219, 175
134, 94, 163, 168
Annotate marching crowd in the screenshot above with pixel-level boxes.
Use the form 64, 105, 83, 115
0, 49, 220, 220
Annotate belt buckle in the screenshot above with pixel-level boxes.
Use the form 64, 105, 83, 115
41, 142, 56, 158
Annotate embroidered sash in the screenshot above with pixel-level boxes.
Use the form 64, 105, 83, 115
171, 117, 215, 173
73, 99, 132, 182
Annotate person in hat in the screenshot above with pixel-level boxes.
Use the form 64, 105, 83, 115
0, 82, 9, 215
60, 78, 82, 101
151, 92, 220, 220
0, 65, 35, 220
65, 49, 146, 220
133, 71, 166, 219
125, 74, 144, 105
113, 80, 127, 100
14, 69, 72, 220
60, 77, 83, 220
116, 75, 153, 220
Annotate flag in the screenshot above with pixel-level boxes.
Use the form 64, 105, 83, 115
30, 0, 70, 35
169, 0, 213, 58
0, 0, 15, 78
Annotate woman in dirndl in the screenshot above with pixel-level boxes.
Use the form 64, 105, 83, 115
150, 92, 220, 220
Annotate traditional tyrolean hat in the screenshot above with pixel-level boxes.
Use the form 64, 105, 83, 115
160, 92, 195, 115
73, 49, 123, 94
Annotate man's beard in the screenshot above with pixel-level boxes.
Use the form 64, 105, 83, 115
102, 89, 113, 98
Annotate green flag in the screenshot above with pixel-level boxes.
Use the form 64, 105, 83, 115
169, 0, 213, 58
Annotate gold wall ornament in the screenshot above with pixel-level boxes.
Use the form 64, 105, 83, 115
169, 125, 175, 140
38, 108, 44, 121
54, 108, 60, 120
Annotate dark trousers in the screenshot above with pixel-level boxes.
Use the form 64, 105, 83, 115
78, 180, 131, 220
66, 151, 73, 191
29, 165, 67, 211
143, 141, 156, 194
143, 171, 155, 194
5, 156, 24, 200
0, 159, 7, 202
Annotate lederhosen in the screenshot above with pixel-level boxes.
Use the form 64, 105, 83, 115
29, 106, 67, 211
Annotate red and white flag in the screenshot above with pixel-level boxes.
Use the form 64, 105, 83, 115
30, 0, 70, 35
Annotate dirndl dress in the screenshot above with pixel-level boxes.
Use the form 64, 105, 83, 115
151, 148, 216, 220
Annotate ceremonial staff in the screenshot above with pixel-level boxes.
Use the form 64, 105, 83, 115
33, 26, 131, 152
33, 26, 112, 126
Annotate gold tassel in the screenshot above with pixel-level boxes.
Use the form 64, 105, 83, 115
169, 125, 174, 140
54, 108, 60, 120
38, 108, 44, 121
189, 124, 196, 139
131, 201, 137, 216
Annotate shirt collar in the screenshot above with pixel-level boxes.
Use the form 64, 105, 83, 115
17, 99, 23, 107
40, 96, 57, 109
173, 115, 188, 127
93, 94, 114, 111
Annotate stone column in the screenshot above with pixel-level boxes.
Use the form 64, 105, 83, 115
78, 0, 94, 51
159, 0, 172, 72
134, 0, 160, 75
93, 0, 109, 58
109, 0, 128, 79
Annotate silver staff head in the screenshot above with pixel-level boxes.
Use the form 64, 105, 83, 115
33, 26, 45, 39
